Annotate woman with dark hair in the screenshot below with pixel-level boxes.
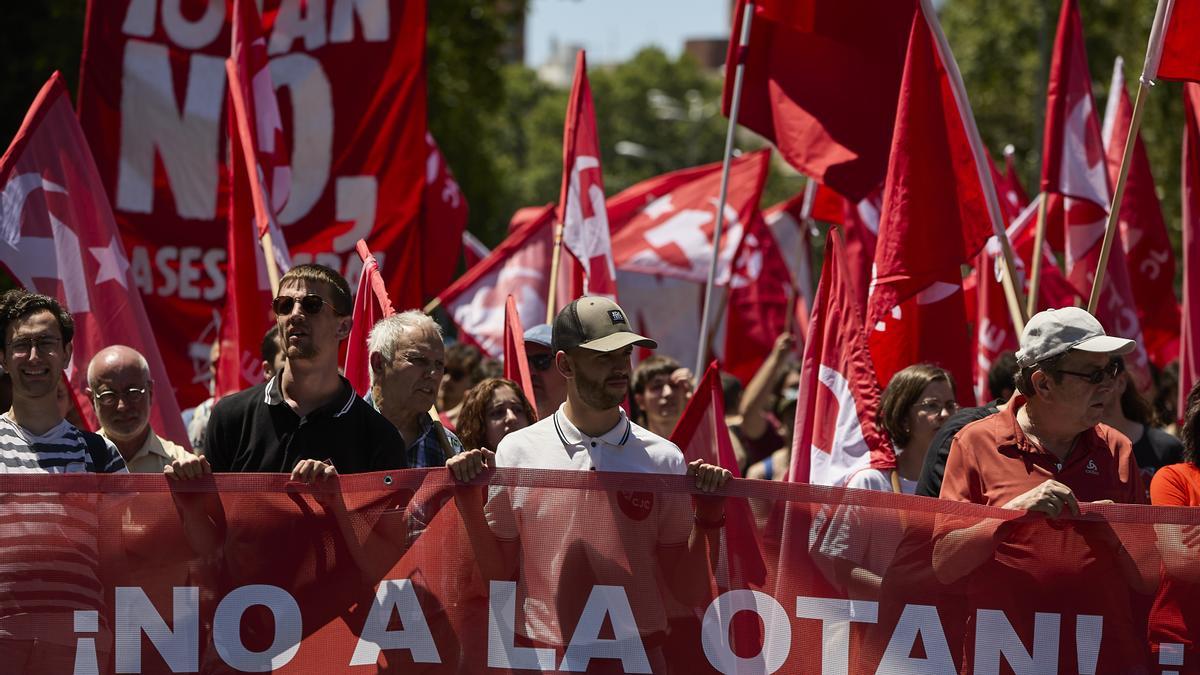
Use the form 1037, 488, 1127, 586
866, 363, 958, 494
456, 378, 535, 452
1102, 360, 1183, 489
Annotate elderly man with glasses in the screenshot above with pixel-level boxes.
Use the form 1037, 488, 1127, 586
166, 264, 407, 481
87, 345, 188, 473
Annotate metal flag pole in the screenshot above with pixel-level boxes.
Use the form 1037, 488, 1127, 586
694, 0, 755, 378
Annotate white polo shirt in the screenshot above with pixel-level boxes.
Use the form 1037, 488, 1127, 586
486, 404, 692, 645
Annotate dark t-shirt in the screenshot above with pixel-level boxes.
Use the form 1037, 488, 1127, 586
915, 402, 1000, 498
204, 375, 408, 473
1132, 425, 1184, 488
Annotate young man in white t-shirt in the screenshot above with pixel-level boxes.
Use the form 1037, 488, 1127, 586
449, 296, 730, 671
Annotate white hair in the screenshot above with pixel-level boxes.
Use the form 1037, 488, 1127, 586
367, 311, 443, 388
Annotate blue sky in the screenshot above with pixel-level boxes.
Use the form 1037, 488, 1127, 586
525, 0, 733, 66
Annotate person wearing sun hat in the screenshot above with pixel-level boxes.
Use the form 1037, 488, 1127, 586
933, 306, 1150, 674
446, 296, 731, 668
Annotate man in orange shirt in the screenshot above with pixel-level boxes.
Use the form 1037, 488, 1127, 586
934, 307, 1151, 674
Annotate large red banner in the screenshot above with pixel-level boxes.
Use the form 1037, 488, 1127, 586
3, 468, 1196, 673
77, 0, 427, 408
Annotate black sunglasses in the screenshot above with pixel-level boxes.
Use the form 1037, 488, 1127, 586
272, 294, 333, 317
529, 353, 553, 372
1056, 359, 1124, 385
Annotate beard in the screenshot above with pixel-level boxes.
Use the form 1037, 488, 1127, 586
573, 368, 626, 411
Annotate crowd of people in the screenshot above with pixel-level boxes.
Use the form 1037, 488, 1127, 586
6, 260, 1200, 670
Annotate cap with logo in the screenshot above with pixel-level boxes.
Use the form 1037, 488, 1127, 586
1014, 306, 1135, 367
552, 296, 658, 353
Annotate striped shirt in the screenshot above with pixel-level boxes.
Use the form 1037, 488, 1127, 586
0, 415, 126, 636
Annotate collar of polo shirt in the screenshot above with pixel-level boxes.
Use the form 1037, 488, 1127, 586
552, 404, 632, 448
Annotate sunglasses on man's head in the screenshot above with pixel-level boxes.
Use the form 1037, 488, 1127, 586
272, 294, 333, 317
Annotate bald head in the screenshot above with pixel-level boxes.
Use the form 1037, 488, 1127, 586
87, 345, 151, 389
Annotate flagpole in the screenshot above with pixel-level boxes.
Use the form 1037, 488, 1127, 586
1027, 195, 1049, 315
695, 0, 754, 378
545, 221, 564, 323
260, 229, 282, 296
1089, 0, 1173, 312
922, 0, 1027, 333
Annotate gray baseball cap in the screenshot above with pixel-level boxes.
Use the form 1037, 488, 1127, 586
1015, 307, 1135, 367
523, 323, 552, 347
552, 296, 657, 353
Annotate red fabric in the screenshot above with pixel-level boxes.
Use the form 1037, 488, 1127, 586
725, 0, 919, 201
866, 13, 989, 404
420, 133, 468, 301
437, 207, 557, 359
76, 0, 428, 407
502, 295, 538, 420
216, 0, 290, 400
1182, 84, 1200, 424
723, 212, 795, 384
792, 230, 892, 486
809, 181, 847, 226
1039, 0, 1153, 392
763, 193, 815, 330
1158, 0, 1200, 83
557, 51, 617, 301
606, 163, 728, 234
0, 73, 188, 446
345, 241, 394, 397
1103, 62, 1181, 369
610, 149, 770, 284
1001, 149, 1031, 213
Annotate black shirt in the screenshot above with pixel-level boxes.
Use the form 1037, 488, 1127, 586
204, 375, 408, 473
915, 402, 1001, 498
1132, 425, 1184, 487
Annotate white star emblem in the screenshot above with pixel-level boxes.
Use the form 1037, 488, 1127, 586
89, 236, 130, 289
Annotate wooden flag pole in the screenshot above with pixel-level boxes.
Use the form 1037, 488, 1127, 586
1026, 195, 1049, 316
694, 0, 755, 378
1088, 81, 1148, 312
545, 221, 565, 323
260, 229, 282, 296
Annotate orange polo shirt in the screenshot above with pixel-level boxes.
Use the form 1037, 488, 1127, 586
938, 396, 1147, 674
1148, 463, 1200, 670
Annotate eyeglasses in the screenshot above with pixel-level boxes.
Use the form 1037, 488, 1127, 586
272, 294, 334, 317
1057, 359, 1124, 385
94, 387, 148, 408
915, 399, 959, 415
7, 337, 61, 356
529, 354, 553, 372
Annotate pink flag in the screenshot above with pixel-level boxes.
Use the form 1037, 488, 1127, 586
503, 295, 537, 420
421, 133, 468, 302
558, 51, 617, 300
1040, 0, 1153, 391
1181, 83, 1200, 421
792, 231, 892, 486
0, 73, 188, 445
611, 149, 770, 284
866, 12, 991, 403
345, 241, 394, 397
437, 206, 556, 359
1102, 57, 1181, 369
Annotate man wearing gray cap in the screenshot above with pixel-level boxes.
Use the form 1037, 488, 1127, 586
448, 296, 730, 670
933, 307, 1150, 673
523, 323, 567, 420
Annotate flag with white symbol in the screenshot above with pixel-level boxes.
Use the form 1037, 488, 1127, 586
0, 73, 188, 445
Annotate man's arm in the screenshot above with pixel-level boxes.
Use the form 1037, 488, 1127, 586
737, 333, 795, 441
658, 460, 732, 607
447, 448, 519, 582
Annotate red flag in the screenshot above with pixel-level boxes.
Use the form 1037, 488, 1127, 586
808, 181, 848, 226
502, 295, 538, 420
725, 0, 919, 201
1152, 0, 1200, 83
764, 192, 815, 314
866, 12, 991, 401
792, 231, 892, 486
1181, 83, 1200, 421
1102, 57, 1181, 369
606, 163, 721, 232
724, 212, 796, 384
462, 231, 490, 270
344, 241, 394, 397
611, 149, 770, 284
0, 73, 188, 445
1001, 146, 1031, 214
437, 206, 556, 359
1039, 0, 1153, 391
558, 51, 617, 300
420, 133, 468, 301
215, 0, 293, 399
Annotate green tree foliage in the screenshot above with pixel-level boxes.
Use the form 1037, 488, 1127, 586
0, 2, 86, 142
941, 0, 1185, 257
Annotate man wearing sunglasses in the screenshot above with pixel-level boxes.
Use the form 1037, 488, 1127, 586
168, 264, 407, 481
87, 345, 188, 473
522, 323, 567, 419
933, 307, 1150, 673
